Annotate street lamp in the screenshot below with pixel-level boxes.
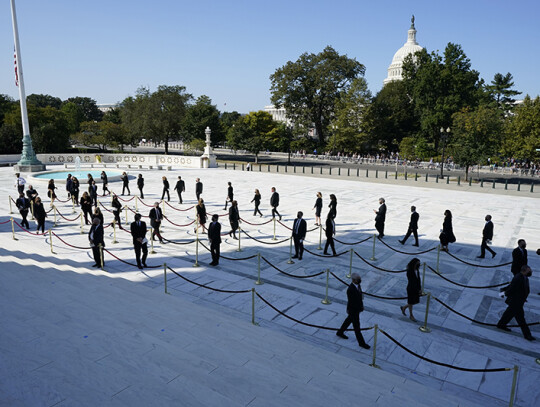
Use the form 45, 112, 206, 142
440, 127, 450, 179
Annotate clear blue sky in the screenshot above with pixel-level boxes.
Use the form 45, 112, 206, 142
1, 0, 538, 113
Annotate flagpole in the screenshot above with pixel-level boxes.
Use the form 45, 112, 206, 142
10, 0, 45, 173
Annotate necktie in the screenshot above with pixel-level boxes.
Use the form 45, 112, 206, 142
295, 220, 300, 234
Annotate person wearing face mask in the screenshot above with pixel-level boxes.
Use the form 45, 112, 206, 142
511, 239, 528, 276
477, 214, 496, 259
497, 265, 535, 341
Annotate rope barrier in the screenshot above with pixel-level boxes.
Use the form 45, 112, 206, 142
255, 292, 373, 331
167, 266, 251, 293
307, 226, 319, 232
126, 206, 149, 217
99, 201, 113, 213
117, 195, 135, 202
162, 216, 196, 227
163, 201, 195, 211
239, 217, 273, 226
304, 247, 348, 258
333, 235, 372, 246
432, 296, 539, 327
443, 250, 512, 268
242, 229, 290, 245
51, 231, 91, 249
0, 219, 12, 224
13, 220, 47, 236
103, 248, 161, 268
136, 197, 154, 207
379, 329, 510, 372
377, 238, 437, 255
53, 196, 71, 203
353, 251, 407, 273
55, 209, 82, 222
427, 265, 510, 289
277, 219, 292, 230
161, 237, 196, 245
330, 272, 408, 300
261, 256, 325, 279
207, 212, 228, 217
199, 241, 258, 261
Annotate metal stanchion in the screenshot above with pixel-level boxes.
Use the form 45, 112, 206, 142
30, 200, 34, 220
72, 197, 76, 214
365, 169, 369, 177
255, 253, 263, 285
531, 182, 534, 193
436, 175, 439, 183
11, 218, 17, 240
49, 229, 54, 253
446, 176, 449, 184
394, 171, 398, 180
318, 223, 323, 250
517, 180, 520, 191
346, 248, 353, 278
369, 325, 380, 368
161, 200, 165, 216
53, 205, 57, 227
436, 244, 441, 273
418, 293, 431, 333
385, 170, 388, 179
112, 219, 118, 244
9, 196, 13, 214
370, 234, 377, 261
236, 226, 242, 252
425, 173, 428, 182
492, 179, 496, 189
150, 228, 156, 254
80, 211, 84, 234
457, 176, 461, 186
375, 169, 378, 178
99, 244, 104, 270
124, 205, 128, 222
287, 237, 295, 264
421, 262, 426, 295
135, 197, 138, 211
415, 172, 418, 181
193, 220, 200, 267
251, 288, 259, 325
509, 365, 519, 407
321, 269, 331, 305
163, 263, 170, 294
272, 217, 277, 240
469, 177, 472, 186
405, 172, 408, 180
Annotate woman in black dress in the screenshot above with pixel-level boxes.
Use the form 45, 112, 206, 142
328, 194, 337, 219
137, 174, 144, 199
33, 197, 47, 233
92, 206, 104, 226
251, 189, 262, 217
439, 209, 456, 252
228, 200, 240, 239
313, 192, 323, 226
47, 179, 57, 207
161, 176, 170, 201
111, 195, 122, 227
121, 172, 130, 195
71, 177, 80, 206
100, 171, 110, 196
80, 192, 93, 225
195, 198, 207, 234
400, 258, 422, 322
87, 174, 94, 194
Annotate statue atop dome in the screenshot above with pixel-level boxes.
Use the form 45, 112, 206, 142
411, 15, 415, 29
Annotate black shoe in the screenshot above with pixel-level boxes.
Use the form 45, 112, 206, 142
497, 325, 511, 332
359, 343, 371, 350
209, 262, 216, 266
298, 257, 302, 260
143, 263, 148, 268
229, 231, 232, 237
378, 234, 384, 239
412, 243, 419, 247
336, 332, 348, 340
477, 255, 485, 259
332, 252, 337, 256
292, 255, 298, 259
525, 336, 536, 341
398, 240, 404, 245
492, 252, 497, 258
138, 264, 143, 270
323, 252, 328, 255
91, 263, 99, 268
279, 216, 282, 221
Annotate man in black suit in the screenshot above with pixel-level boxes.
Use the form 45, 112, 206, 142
511, 239, 527, 276
208, 214, 221, 266
497, 265, 535, 341
270, 187, 281, 220
324, 213, 337, 256
130, 213, 148, 269
195, 178, 203, 201
174, 176, 185, 204
399, 206, 419, 246
224, 182, 234, 210
291, 211, 307, 260
478, 214, 496, 258
336, 273, 370, 349
149, 202, 164, 243
88, 217, 105, 268
16, 193, 31, 229
373, 198, 386, 238
90, 180, 98, 207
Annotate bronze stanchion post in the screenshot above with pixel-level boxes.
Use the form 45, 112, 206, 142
251, 288, 259, 325
321, 269, 331, 305
369, 325, 381, 369
80, 211, 84, 234
236, 226, 242, 252
49, 229, 54, 253
370, 234, 377, 261
287, 237, 295, 264
419, 293, 432, 333
112, 219, 118, 244
509, 365, 519, 407
163, 263, 170, 294
150, 228, 156, 254
272, 217, 277, 240
255, 253, 263, 285
346, 248, 353, 278
9, 196, 13, 214
99, 244, 104, 270
11, 218, 17, 240
318, 223, 322, 250
53, 205, 57, 227
421, 262, 426, 295
193, 218, 200, 267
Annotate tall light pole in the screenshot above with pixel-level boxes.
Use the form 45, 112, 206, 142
440, 127, 450, 179
11, 0, 45, 172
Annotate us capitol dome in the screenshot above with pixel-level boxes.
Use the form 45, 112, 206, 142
383, 16, 424, 85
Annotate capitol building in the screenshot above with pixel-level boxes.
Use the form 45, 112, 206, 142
384, 16, 423, 84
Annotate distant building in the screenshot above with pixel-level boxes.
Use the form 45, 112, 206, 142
383, 16, 424, 85
97, 103, 119, 113
264, 105, 290, 125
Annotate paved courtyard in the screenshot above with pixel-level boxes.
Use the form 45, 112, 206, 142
1, 165, 539, 406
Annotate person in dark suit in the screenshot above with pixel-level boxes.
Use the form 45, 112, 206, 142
92, 207, 104, 226
71, 177, 80, 206
270, 187, 281, 220
497, 265, 535, 341
313, 192, 322, 226
323, 212, 337, 256
16, 192, 30, 229
439, 209, 456, 252
328, 194, 337, 220
88, 217, 105, 268
174, 176, 185, 204
100, 171, 110, 196
137, 174, 144, 199
26, 185, 38, 207
251, 189, 262, 217
195, 198, 207, 234
66, 174, 73, 199
33, 197, 47, 233
228, 200, 240, 239
291, 211, 307, 260
130, 213, 148, 269
195, 178, 203, 201
149, 202, 164, 243
111, 195, 122, 227
400, 258, 422, 322
208, 214, 221, 266
87, 174, 94, 195
336, 273, 370, 349
511, 239, 528, 276
373, 198, 386, 238
224, 182, 234, 210
121, 172, 130, 195
478, 214, 496, 258
399, 206, 419, 246
161, 176, 170, 201
89, 180, 98, 207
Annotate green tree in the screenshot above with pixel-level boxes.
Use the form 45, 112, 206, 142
63, 96, 103, 122
270, 46, 365, 144
0, 94, 16, 124
220, 111, 241, 137
487, 72, 521, 113
27, 94, 62, 109
72, 120, 130, 151
103, 107, 122, 124
501, 96, 540, 160
61, 102, 85, 134
0, 123, 21, 154
181, 95, 222, 145
450, 105, 503, 179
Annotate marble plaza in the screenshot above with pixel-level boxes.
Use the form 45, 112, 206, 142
1, 165, 539, 406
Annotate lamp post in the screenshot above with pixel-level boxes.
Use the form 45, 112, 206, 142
440, 127, 450, 179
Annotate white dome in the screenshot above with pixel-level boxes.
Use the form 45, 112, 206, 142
384, 18, 423, 85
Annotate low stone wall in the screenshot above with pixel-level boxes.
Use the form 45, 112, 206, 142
30, 153, 203, 168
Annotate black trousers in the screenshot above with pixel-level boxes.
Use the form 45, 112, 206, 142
480, 237, 496, 257
272, 206, 281, 218
375, 221, 385, 237
253, 203, 262, 216
151, 222, 163, 241
36, 217, 45, 233
177, 190, 183, 203
324, 236, 336, 255
20, 209, 29, 229
337, 312, 367, 346
102, 184, 110, 195
92, 245, 104, 267
196, 192, 201, 201
498, 304, 531, 338
293, 236, 304, 258
161, 189, 170, 201
134, 241, 148, 267
139, 187, 144, 199
83, 209, 92, 225
91, 194, 97, 207
210, 242, 220, 264
402, 227, 418, 244
122, 184, 130, 195
113, 210, 121, 226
